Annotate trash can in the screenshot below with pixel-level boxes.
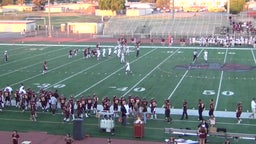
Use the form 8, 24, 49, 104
73, 118, 84, 140
133, 123, 144, 138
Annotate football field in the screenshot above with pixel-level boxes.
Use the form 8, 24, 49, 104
1, 43, 256, 115
1, 43, 256, 143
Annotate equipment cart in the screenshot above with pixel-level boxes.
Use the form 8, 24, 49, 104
98, 111, 115, 133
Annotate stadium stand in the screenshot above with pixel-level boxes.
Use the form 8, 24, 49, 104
103, 12, 230, 39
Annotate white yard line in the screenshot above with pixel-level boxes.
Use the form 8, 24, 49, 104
46, 57, 114, 89
9, 57, 83, 87
0, 46, 66, 67
215, 49, 228, 110
122, 49, 181, 97
74, 48, 158, 98
251, 49, 256, 64
0, 54, 66, 78
168, 49, 204, 100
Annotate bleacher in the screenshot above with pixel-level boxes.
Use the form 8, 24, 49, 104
164, 127, 256, 143
103, 12, 230, 39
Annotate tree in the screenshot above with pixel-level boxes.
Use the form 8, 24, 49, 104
229, 0, 246, 14
98, 0, 125, 11
155, 0, 169, 10
2, 0, 13, 5
111, 0, 125, 11
98, 0, 111, 10
33, 0, 47, 7
16, 0, 25, 5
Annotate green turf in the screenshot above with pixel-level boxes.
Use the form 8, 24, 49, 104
0, 43, 256, 143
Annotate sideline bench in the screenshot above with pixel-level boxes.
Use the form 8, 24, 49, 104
164, 128, 256, 141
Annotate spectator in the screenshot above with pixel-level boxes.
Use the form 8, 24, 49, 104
198, 119, 209, 144
198, 126, 207, 144
11, 130, 19, 144
64, 133, 73, 144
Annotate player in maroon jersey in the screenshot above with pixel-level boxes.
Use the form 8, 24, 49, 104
80, 96, 87, 116
93, 93, 98, 114
141, 98, 148, 124
68, 49, 73, 58
128, 95, 135, 113
30, 100, 37, 121
63, 102, 70, 122
14, 90, 21, 108
20, 92, 26, 112
164, 99, 171, 123
113, 96, 119, 117
133, 96, 141, 117
86, 95, 93, 117
236, 102, 242, 124
76, 100, 83, 118
209, 99, 214, 117
102, 96, 111, 111
43, 61, 48, 75
198, 99, 205, 121
59, 95, 67, 114
40, 93, 47, 112
181, 99, 188, 120
83, 48, 88, 59
150, 98, 157, 119
112, 96, 119, 111
69, 96, 75, 121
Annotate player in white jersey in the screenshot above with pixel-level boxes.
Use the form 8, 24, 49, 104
203, 50, 208, 63
117, 47, 121, 58
102, 48, 106, 57
108, 47, 112, 56
120, 52, 125, 63
19, 83, 26, 94
3, 50, 8, 62
125, 46, 130, 55
125, 61, 131, 75
96, 48, 101, 60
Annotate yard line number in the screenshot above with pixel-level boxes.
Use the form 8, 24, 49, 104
202, 90, 234, 96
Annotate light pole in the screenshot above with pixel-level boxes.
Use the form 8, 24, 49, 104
227, 0, 230, 14
48, 0, 52, 38
172, 0, 174, 18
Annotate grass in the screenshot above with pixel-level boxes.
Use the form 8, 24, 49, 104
0, 43, 256, 143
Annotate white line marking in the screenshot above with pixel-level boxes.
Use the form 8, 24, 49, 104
9, 57, 83, 87
46, 57, 114, 89
215, 49, 228, 110
251, 49, 256, 64
167, 49, 204, 100
0, 54, 66, 78
74, 48, 158, 98
122, 49, 181, 97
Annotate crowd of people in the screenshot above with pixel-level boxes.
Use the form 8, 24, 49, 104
65, 37, 141, 76
0, 81, 249, 126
